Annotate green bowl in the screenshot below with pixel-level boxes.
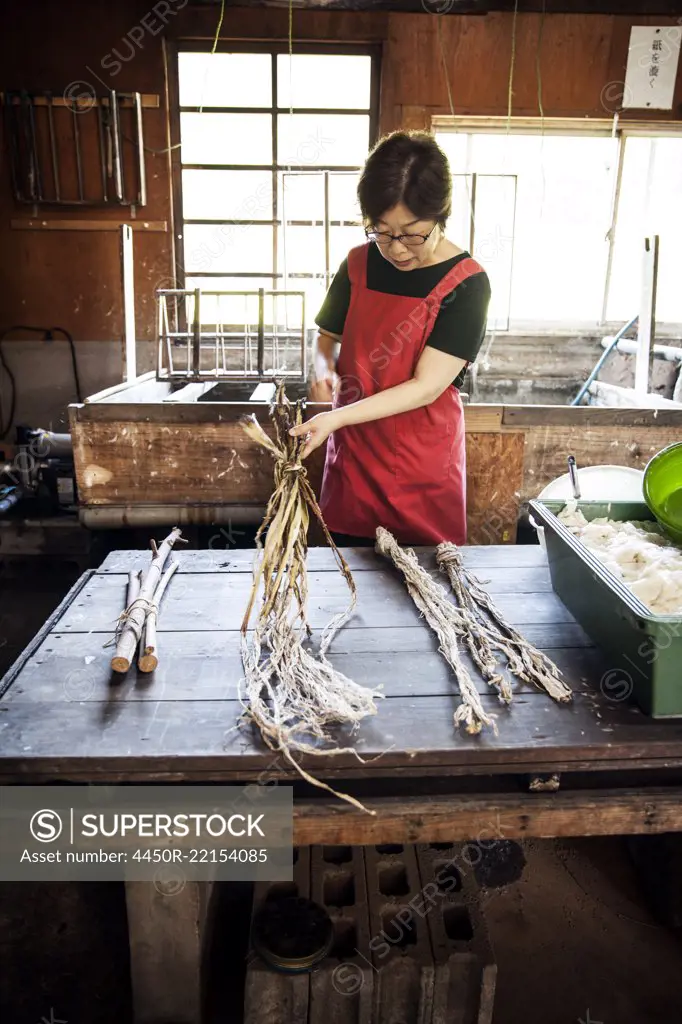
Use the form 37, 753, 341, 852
643, 442, 682, 543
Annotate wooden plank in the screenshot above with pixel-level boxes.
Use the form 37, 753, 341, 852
1, 93, 160, 109
462, 406, 504, 431
635, 235, 658, 398
522, 423, 682, 502
96, 544, 551, 574
51, 571, 577, 633
0, 693, 681, 779
11, 219, 168, 232
2, 630, 602, 704
71, 417, 277, 506
465, 431, 525, 544
503, 405, 682, 428
121, 225, 137, 382
291, 788, 682, 844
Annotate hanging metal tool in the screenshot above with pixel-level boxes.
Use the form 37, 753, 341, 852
133, 91, 147, 207
109, 89, 124, 203
71, 99, 85, 203
46, 92, 61, 202
2, 89, 148, 207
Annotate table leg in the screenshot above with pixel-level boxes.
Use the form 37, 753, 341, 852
124, 880, 214, 1024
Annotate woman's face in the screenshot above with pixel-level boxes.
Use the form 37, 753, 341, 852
370, 202, 442, 271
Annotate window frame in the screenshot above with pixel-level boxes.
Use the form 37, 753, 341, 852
433, 115, 682, 336
168, 39, 381, 293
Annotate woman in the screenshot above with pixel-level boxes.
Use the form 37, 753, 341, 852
289, 131, 491, 546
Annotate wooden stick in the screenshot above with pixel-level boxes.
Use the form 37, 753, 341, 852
122, 570, 143, 660
138, 561, 179, 673
127, 570, 142, 608
111, 527, 183, 673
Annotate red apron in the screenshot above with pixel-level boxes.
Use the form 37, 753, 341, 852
320, 242, 484, 546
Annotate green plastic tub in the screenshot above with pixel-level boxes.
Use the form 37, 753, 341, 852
529, 499, 682, 718
643, 441, 682, 543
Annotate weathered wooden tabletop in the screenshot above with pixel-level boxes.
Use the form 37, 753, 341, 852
1, 545, 681, 842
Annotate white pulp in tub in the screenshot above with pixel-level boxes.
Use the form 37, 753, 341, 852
558, 501, 682, 615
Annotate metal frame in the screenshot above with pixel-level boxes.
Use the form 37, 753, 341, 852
167, 39, 381, 293
156, 287, 307, 383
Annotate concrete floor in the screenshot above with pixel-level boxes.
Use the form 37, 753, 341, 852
0, 561, 680, 1023
483, 839, 681, 1024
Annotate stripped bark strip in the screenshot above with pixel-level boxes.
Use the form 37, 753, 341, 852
375, 527, 495, 735
436, 542, 572, 704
241, 383, 380, 813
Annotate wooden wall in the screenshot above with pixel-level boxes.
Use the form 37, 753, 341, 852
0, 2, 680, 348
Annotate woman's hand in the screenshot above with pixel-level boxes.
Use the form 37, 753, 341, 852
308, 376, 334, 403
289, 411, 341, 460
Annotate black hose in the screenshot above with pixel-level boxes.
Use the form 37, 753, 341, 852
49, 326, 83, 402
0, 324, 83, 438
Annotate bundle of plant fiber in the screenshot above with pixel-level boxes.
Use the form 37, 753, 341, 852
436, 542, 572, 704
375, 528, 572, 735
375, 526, 495, 734
240, 383, 380, 811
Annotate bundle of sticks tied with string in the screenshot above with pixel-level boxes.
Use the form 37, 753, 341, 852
109, 526, 186, 674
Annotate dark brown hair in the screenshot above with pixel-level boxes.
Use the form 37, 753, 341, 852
357, 131, 452, 229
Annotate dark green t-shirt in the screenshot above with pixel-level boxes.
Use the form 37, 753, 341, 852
315, 244, 491, 388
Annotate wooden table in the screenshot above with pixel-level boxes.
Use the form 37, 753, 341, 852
1, 544, 681, 843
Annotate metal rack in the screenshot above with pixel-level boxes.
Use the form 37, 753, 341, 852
156, 287, 307, 383
3, 90, 148, 207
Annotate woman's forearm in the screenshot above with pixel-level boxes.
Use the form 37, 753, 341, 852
314, 330, 339, 379
334, 377, 441, 428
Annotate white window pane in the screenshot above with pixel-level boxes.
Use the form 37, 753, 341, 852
607, 137, 682, 325
506, 136, 613, 324
444, 133, 615, 325
330, 225, 365, 270
278, 114, 369, 167
182, 170, 273, 220
181, 113, 272, 165
281, 172, 325, 221
183, 278, 305, 374
328, 172, 362, 222
280, 225, 326, 275
185, 277, 274, 325
287, 278, 328, 329
183, 224, 273, 274
436, 132, 470, 174
471, 176, 516, 331
277, 54, 372, 110
450, 175, 474, 250
179, 53, 271, 108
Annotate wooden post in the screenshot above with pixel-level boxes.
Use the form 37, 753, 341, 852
125, 880, 214, 1024
121, 223, 137, 382
635, 235, 659, 399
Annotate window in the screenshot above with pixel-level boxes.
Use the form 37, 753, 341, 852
174, 46, 378, 327
435, 118, 682, 334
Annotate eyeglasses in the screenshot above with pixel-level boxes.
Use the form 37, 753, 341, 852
365, 224, 437, 247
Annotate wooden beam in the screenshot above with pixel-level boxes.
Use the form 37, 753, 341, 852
196, 1, 682, 14
11, 220, 167, 232
503, 404, 682, 427
292, 788, 682, 844
0, 92, 159, 109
